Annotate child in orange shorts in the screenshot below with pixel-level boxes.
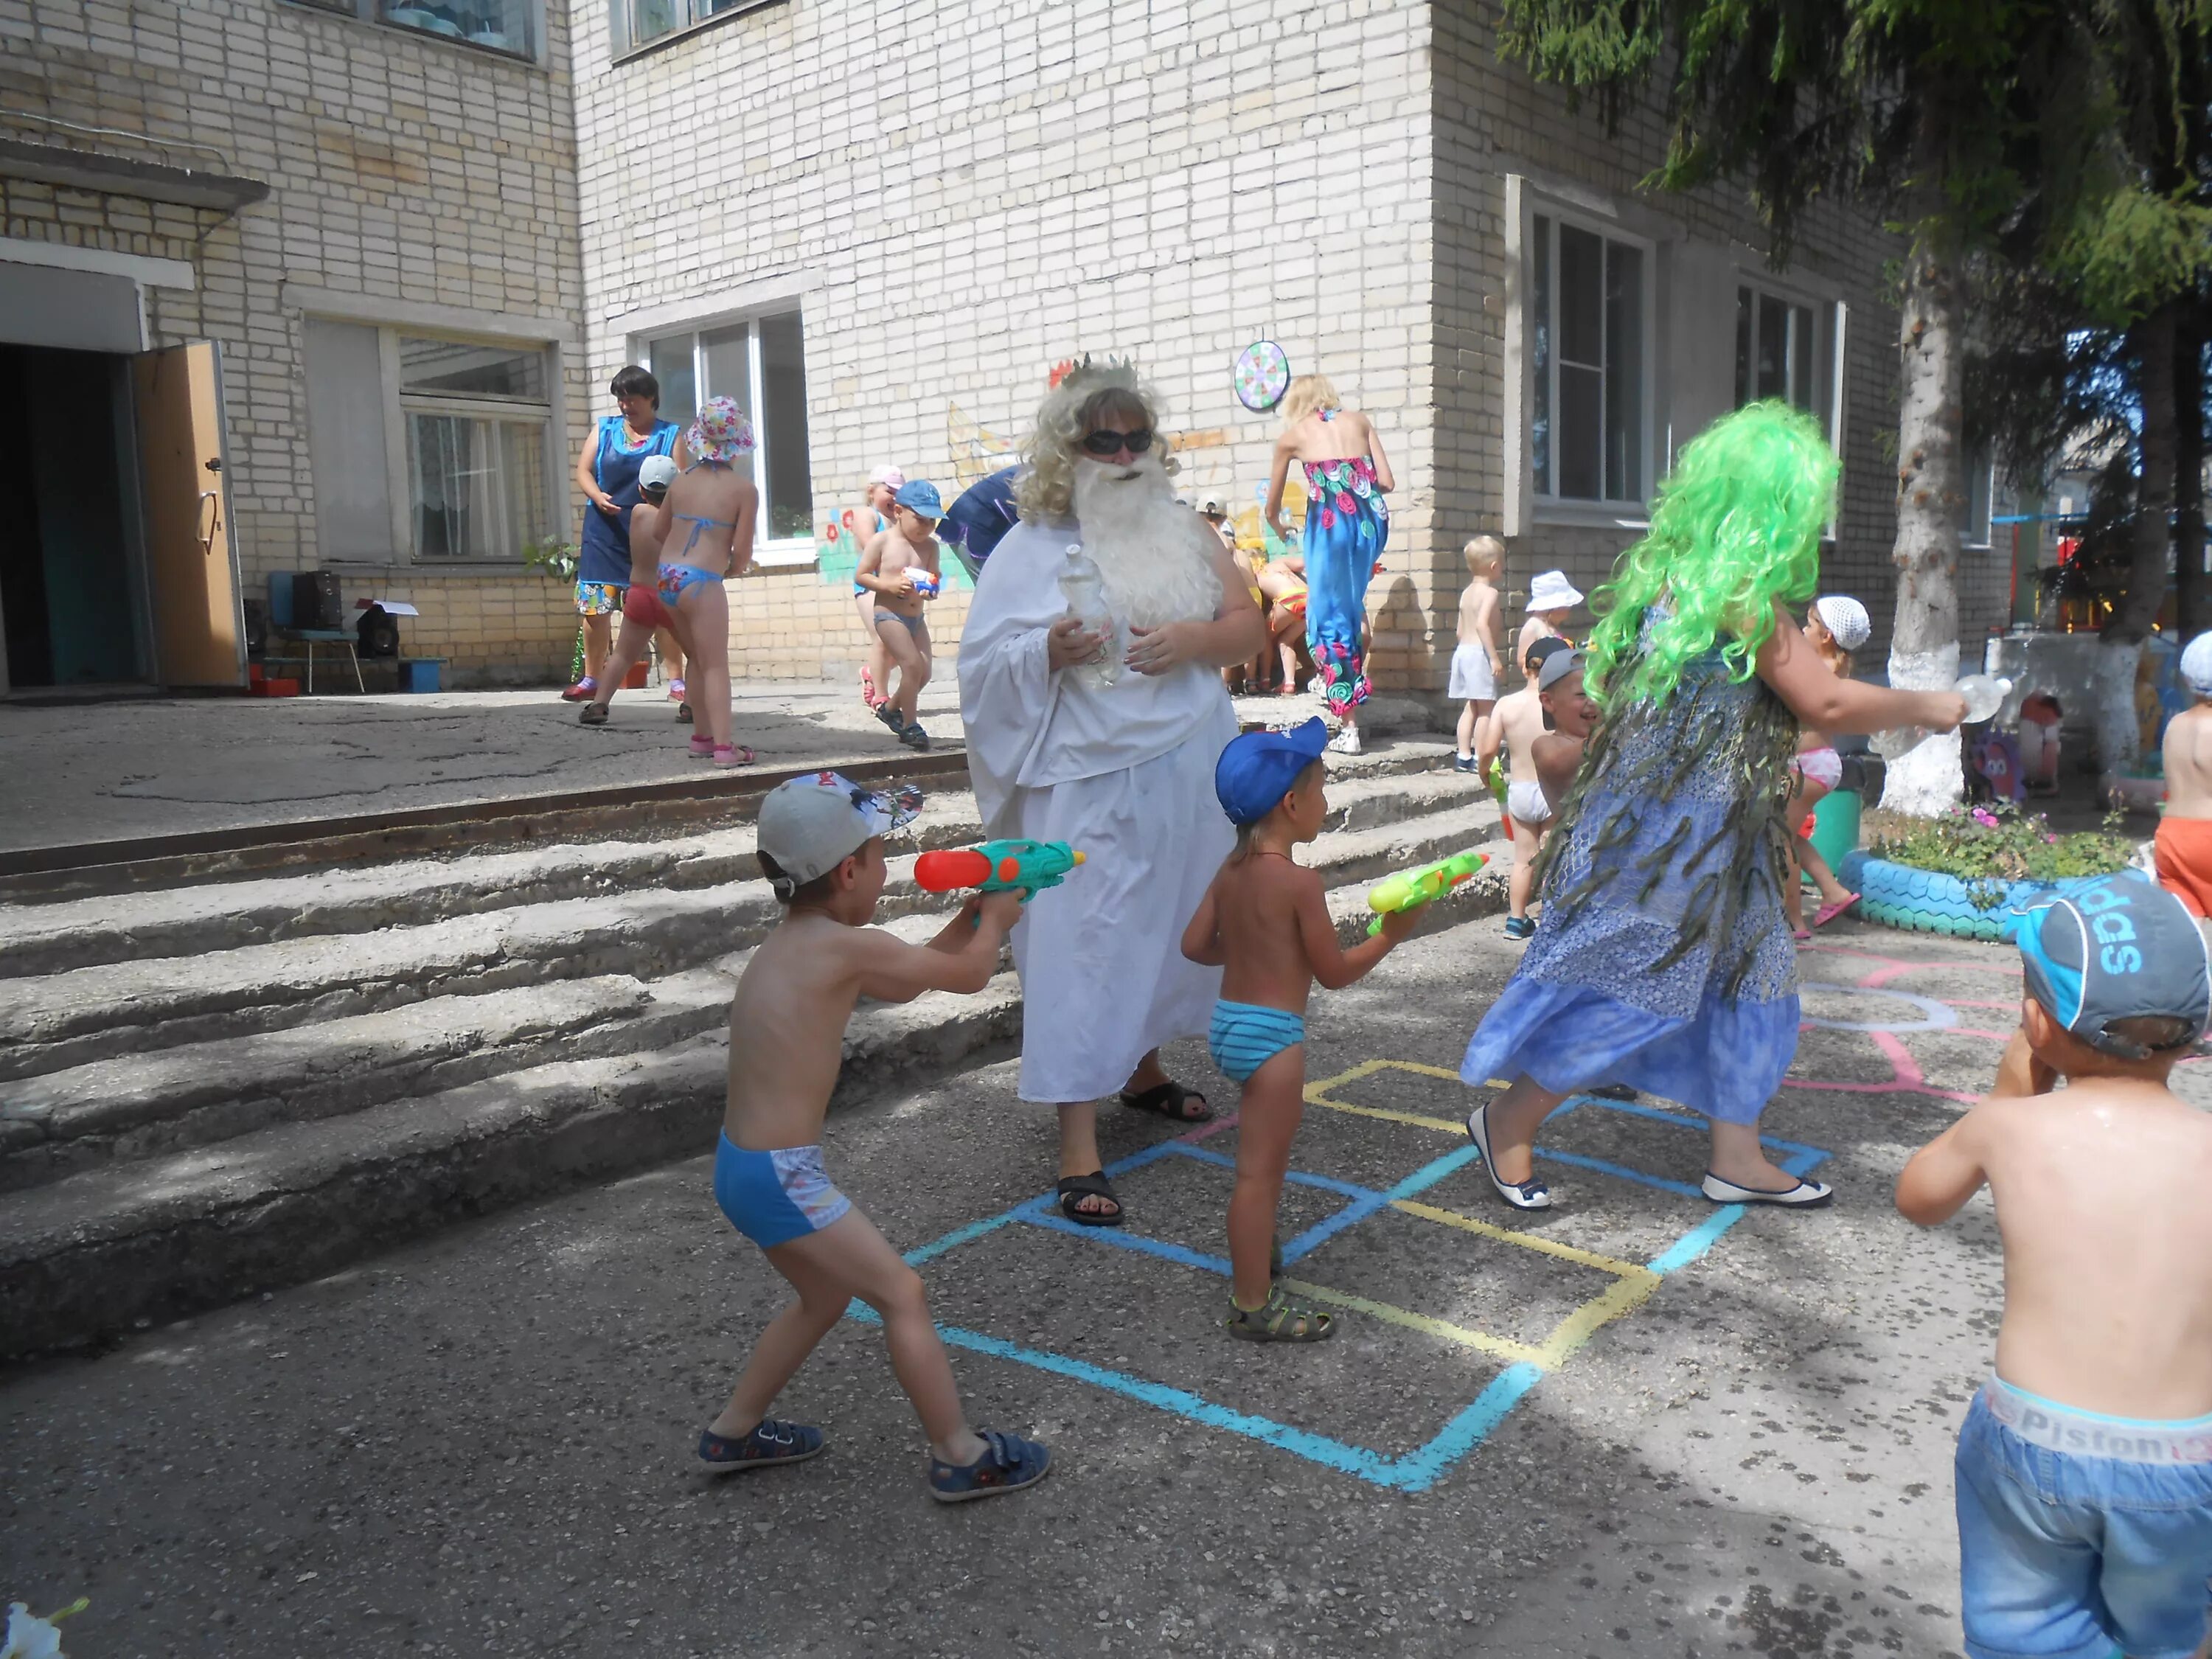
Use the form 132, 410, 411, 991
2157, 632, 2212, 918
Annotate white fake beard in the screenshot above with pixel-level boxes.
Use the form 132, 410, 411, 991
1071, 451, 1224, 630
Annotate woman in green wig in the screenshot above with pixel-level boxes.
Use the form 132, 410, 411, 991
1459, 403, 1966, 1212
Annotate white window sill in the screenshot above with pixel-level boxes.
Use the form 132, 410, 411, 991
1530, 498, 1650, 531
753, 539, 818, 571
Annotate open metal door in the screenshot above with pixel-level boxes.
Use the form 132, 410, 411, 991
132, 341, 245, 687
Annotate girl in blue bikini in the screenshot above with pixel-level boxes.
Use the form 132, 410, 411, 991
657, 396, 758, 766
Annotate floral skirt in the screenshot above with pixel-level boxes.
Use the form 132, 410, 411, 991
1302, 498, 1385, 717
1459, 976, 1799, 1125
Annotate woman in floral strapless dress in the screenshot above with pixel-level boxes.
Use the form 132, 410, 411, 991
1265, 375, 1394, 753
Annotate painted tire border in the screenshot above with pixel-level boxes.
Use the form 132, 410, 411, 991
1836, 851, 2107, 942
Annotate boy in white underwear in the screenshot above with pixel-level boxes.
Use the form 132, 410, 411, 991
1478, 635, 1569, 940
1450, 536, 1506, 773
702, 773, 1051, 1502
1898, 872, 2212, 1659
857, 479, 944, 751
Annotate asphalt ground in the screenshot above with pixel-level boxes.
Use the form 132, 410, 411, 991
7, 914, 2208, 1658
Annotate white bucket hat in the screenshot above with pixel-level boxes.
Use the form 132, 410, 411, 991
1527, 570, 1585, 613
1812, 595, 1872, 653
2183, 630, 2212, 698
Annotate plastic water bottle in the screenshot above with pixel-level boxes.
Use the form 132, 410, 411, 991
1955, 674, 2014, 725
1056, 544, 1119, 688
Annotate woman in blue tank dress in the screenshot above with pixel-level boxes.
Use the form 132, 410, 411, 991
568, 365, 681, 702
1265, 375, 1394, 754
1460, 404, 1966, 1211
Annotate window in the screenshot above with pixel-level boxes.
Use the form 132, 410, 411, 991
1528, 213, 1648, 506
1960, 443, 1996, 549
400, 333, 552, 560
287, 0, 538, 59
642, 311, 815, 547
622, 0, 758, 52
304, 320, 554, 564
1736, 287, 1817, 411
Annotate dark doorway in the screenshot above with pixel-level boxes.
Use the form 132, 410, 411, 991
0, 344, 145, 688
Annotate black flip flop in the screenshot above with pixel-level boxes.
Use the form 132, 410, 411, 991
1056, 1172, 1124, 1227
1119, 1080, 1213, 1124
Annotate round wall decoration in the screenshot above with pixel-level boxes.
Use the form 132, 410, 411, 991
1233, 340, 1290, 412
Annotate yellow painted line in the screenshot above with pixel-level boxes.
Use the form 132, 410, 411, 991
1276, 1278, 1549, 1367
1388, 1197, 1654, 1281
1304, 1095, 1467, 1136
1533, 1270, 1661, 1368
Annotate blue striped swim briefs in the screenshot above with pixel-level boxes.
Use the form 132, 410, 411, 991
1208, 1000, 1307, 1083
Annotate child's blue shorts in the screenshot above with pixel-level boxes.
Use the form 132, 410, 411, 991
1208, 1000, 1306, 1083
1956, 1375, 2212, 1659
712, 1135, 852, 1248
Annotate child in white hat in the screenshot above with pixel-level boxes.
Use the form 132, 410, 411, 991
1784, 594, 1873, 936
1517, 569, 1585, 684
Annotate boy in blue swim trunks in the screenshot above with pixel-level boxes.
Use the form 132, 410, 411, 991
1897, 871, 2212, 1659
701, 771, 1051, 1501
1180, 717, 1416, 1341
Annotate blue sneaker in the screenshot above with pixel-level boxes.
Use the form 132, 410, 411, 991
1503, 916, 1535, 941
928, 1430, 1052, 1503
698, 1417, 824, 1473
1453, 754, 1478, 773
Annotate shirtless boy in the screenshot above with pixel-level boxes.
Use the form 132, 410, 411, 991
1897, 871, 2212, 1659
1450, 536, 1506, 773
700, 773, 1051, 1500
580, 453, 696, 729
2157, 630, 2212, 919
1181, 720, 1416, 1341
1516, 569, 1582, 684
1478, 635, 1569, 940
857, 479, 944, 752
1531, 648, 1596, 815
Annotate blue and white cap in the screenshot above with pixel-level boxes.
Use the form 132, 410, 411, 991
757, 771, 922, 893
2012, 871, 2211, 1059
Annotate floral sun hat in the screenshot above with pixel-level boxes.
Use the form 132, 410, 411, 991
686, 395, 756, 465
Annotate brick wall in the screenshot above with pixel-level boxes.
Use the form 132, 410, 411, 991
0, 0, 588, 686
571, 0, 1438, 685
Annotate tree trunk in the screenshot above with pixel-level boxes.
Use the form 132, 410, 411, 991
2096, 302, 2180, 779
1879, 205, 1968, 817
2176, 309, 2206, 641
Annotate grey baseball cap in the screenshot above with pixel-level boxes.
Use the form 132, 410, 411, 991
2013, 872, 2211, 1059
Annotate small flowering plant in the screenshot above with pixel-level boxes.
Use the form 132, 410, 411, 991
1871, 801, 2138, 909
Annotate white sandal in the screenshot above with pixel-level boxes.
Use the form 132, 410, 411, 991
1464, 1101, 1553, 1211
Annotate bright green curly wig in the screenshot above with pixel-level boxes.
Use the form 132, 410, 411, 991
1582, 400, 1837, 713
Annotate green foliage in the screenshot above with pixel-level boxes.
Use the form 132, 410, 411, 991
1584, 402, 1836, 712
1872, 801, 2137, 905
522, 537, 579, 585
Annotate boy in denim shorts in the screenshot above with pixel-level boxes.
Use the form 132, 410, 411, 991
1897, 871, 2212, 1659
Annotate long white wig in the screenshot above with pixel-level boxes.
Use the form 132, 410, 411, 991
1012, 359, 1178, 524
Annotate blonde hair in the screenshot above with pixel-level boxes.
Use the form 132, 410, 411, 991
1464, 535, 1504, 577
1279, 374, 1340, 428
1012, 360, 1172, 524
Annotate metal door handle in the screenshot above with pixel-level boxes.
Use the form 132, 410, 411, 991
197, 490, 220, 556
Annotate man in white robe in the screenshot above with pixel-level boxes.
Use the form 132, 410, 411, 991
958, 361, 1267, 1225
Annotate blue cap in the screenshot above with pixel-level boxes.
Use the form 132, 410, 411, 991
1214, 718, 1329, 826
894, 479, 944, 519
2012, 871, 2211, 1059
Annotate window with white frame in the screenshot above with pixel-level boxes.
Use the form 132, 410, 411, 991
287, 0, 539, 58
621, 0, 759, 52
304, 321, 554, 564
643, 311, 815, 548
1735, 286, 1819, 413
1528, 213, 1649, 506
1959, 442, 1996, 549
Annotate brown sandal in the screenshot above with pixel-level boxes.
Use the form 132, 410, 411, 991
1225, 1285, 1334, 1343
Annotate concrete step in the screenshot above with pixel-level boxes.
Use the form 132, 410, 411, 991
0, 971, 1025, 1359
0, 747, 1475, 980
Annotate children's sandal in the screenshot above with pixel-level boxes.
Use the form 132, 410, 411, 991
1225, 1284, 1335, 1343
1812, 893, 1860, 928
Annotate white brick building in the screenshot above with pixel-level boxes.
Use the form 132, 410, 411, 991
0, 0, 2020, 696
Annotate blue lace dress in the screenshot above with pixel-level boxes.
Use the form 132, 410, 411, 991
1459, 634, 1802, 1122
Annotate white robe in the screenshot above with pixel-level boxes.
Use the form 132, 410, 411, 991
957, 518, 1237, 1103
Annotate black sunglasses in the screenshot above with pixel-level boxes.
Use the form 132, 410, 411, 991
1081, 427, 1154, 456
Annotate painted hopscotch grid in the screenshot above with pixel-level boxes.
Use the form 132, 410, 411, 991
852, 1059, 1831, 1492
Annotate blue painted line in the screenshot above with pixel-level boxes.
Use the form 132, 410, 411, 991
903, 1206, 1030, 1267
1385, 1144, 1483, 1200
1279, 1191, 1394, 1265
1536, 1147, 1708, 1200
1644, 1145, 1834, 1276
1168, 1142, 1379, 1203
1020, 1208, 1236, 1277
1388, 1363, 1548, 1492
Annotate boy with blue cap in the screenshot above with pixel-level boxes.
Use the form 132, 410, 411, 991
1181, 717, 1418, 1340
857, 478, 945, 751
1896, 870, 2212, 1659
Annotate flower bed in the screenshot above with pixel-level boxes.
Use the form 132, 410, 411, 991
1836, 804, 2138, 941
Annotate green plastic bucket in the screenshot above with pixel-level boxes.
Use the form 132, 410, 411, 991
1809, 789, 1861, 874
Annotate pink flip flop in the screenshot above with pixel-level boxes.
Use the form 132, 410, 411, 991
713, 743, 756, 768
860, 668, 880, 709
1792, 928, 1812, 943
1812, 894, 1860, 929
